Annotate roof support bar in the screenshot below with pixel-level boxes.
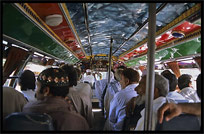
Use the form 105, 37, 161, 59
108, 37, 113, 83
83, 3, 93, 57
144, 3, 156, 131
112, 3, 167, 55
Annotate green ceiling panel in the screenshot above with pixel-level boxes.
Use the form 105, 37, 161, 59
125, 37, 201, 67
3, 4, 79, 64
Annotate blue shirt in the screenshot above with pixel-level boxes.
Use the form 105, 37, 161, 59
108, 83, 138, 130
104, 79, 121, 117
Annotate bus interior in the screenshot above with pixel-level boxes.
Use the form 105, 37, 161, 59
2, 2, 202, 131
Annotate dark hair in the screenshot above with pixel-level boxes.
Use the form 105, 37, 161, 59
75, 68, 82, 80
121, 68, 140, 83
18, 70, 36, 91
161, 70, 172, 76
196, 74, 201, 99
162, 72, 177, 92
37, 68, 69, 98
178, 74, 192, 90
61, 64, 77, 87
117, 65, 126, 70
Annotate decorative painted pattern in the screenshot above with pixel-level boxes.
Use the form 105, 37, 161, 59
119, 3, 201, 59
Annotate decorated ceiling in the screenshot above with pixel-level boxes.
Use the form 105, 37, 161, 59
2, 3, 201, 65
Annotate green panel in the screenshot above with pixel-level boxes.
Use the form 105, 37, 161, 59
3, 4, 79, 64
125, 37, 201, 67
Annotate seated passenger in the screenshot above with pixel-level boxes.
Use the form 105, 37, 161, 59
3, 86, 28, 119
74, 68, 92, 98
83, 69, 95, 87
104, 68, 139, 130
178, 74, 200, 102
18, 70, 37, 102
23, 68, 89, 130
134, 74, 169, 130
161, 70, 186, 103
61, 64, 93, 129
95, 72, 114, 108
104, 66, 126, 118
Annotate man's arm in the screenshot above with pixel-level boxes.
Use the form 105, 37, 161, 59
158, 103, 201, 124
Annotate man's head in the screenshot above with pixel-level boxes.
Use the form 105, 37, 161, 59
86, 69, 91, 75
120, 68, 140, 89
35, 68, 69, 100
161, 72, 178, 92
18, 70, 36, 91
75, 68, 82, 81
135, 74, 169, 99
196, 74, 201, 99
178, 74, 192, 90
114, 66, 126, 81
61, 64, 77, 87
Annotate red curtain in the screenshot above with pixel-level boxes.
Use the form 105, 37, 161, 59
3, 47, 29, 84
46, 59, 55, 66
167, 61, 181, 78
193, 56, 201, 70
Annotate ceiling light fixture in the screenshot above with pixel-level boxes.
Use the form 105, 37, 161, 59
45, 14, 63, 26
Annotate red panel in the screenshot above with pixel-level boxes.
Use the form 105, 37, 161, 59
28, 3, 84, 59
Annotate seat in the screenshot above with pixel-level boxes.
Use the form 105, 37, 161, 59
3, 112, 54, 131
156, 113, 200, 131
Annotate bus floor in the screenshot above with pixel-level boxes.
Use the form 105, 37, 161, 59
92, 102, 106, 130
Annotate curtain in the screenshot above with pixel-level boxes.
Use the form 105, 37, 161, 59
167, 61, 181, 78
46, 59, 55, 66
3, 47, 29, 84
193, 56, 201, 70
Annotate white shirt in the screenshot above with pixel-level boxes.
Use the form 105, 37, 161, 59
105, 83, 138, 130
104, 79, 121, 118
74, 81, 92, 98
166, 91, 188, 103
135, 97, 167, 130
21, 89, 37, 102
179, 87, 200, 102
83, 75, 95, 86
95, 79, 108, 106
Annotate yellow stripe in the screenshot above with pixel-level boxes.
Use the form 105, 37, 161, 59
60, 3, 87, 57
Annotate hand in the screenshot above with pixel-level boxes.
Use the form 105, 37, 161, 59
158, 103, 182, 124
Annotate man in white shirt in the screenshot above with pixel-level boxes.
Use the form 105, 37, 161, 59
18, 70, 37, 102
135, 74, 169, 130
104, 66, 126, 118
74, 68, 92, 98
83, 69, 95, 87
178, 74, 200, 102
104, 68, 139, 130
161, 71, 186, 103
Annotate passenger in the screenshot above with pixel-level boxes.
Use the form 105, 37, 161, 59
3, 86, 27, 119
83, 69, 95, 87
23, 68, 89, 130
95, 71, 114, 108
104, 68, 139, 130
196, 73, 201, 99
104, 66, 126, 118
161, 70, 186, 102
18, 70, 37, 102
158, 73, 201, 124
61, 64, 93, 129
74, 68, 92, 98
134, 74, 169, 130
178, 74, 200, 102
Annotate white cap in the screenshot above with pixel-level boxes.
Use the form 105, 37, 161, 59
86, 69, 91, 73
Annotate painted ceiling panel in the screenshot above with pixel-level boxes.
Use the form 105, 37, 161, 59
66, 3, 196, 57
3, 4, 78, 64
125, 37, 201, 67
27, 3, 85, 59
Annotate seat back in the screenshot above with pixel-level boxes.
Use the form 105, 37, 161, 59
156, 113, 200, 131
3, 112, 54, 131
